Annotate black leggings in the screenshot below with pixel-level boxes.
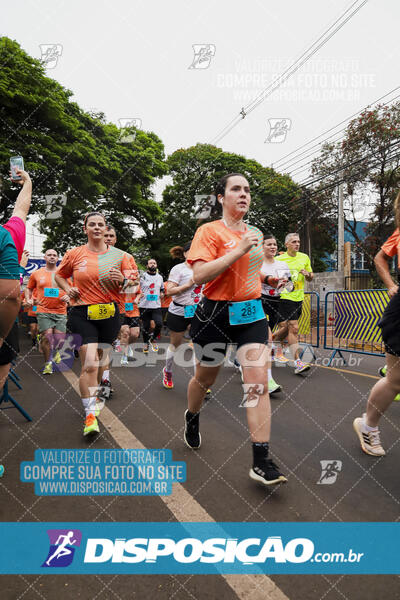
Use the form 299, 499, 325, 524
140, 308, 163, 344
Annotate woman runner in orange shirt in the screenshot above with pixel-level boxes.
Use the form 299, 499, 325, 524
55, 212, 138, 436
185, 173, 287, 486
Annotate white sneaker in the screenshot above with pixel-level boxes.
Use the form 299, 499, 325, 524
353, 414, 385, 456
120, 355, 129, 366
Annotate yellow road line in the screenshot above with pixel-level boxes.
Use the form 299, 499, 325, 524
313, 364, 380, 380
62, 370, 289, 600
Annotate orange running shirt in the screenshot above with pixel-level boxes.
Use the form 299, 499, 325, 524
161, 281, 172, 308
20, 289, 27, 313
121, 283, 141, 317
27, 287, 38, 317
381, 229, 400, 265
27, 268, 67, 314
187, 220, 264, 301
115, 255, 140, 315
57, 245, 138, 306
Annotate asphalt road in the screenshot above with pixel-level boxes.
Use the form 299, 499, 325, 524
1, 329, 399, 600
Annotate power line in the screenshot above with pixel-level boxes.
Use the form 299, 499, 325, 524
241, 0, 367, 117
211, 0, 368, 145
297, 139, 400, 188
276, 142, 400, 217
272, 86, 400, 169
307, 148, 400, 199
283, 95, 400, 177
282, 93, 400, 178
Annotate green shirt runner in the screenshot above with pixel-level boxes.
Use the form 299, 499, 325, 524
276, 251, 312, 302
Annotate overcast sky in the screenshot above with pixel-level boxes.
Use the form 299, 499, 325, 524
3, 0, 399, 254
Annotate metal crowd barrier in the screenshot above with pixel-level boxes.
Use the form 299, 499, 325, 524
323, 289, 389, 366
0, 360, 32, 422
271, 291, 320, 361
298, 291, 320, 361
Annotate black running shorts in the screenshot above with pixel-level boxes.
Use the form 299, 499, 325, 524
190, 297, 268, 364
67, 304, 120, 346
261, 296, 283, 331
123, 316, 141, 329
0, 321, 19, 365
277, 299, 303, 322
379, 289, 400, 356
166, 311, 192, 333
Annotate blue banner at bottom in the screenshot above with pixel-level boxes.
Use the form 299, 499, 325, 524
0, 522, 398, 574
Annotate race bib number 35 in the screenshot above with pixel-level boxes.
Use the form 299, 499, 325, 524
87, 303, 115, 321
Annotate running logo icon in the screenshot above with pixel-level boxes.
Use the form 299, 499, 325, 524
194, 194, 216, 219
50, 334, 82, 371
265, 118, 291, 143
118, 118, 142, 144
42, 529, 82, 567
39, 44, 63, 69
317, 460, 342, 485
42, 194, 67, 220
239, 384, 264, 408
188, 44, 216, 69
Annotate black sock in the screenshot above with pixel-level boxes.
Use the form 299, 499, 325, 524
186, 410, 199, 421
252, 442, 269, 466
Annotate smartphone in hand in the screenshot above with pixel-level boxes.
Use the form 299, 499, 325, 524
10, 156, 24, 181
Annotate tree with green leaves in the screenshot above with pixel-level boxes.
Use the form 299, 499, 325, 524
158, 143, 333, 273
0, 37, 167, 254
159, 144, 297, 260
310, 102, 400, 272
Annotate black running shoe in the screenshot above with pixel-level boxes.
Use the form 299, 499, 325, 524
249, 459, 287, 486
99, 379, 112, 401
184, 409, 201, 449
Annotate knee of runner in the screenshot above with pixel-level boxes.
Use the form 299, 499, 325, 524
81, 363, 98, 376
385, 371, 400, 391
274, 323, 288, 337
170, 337, 183, 350
288, 322, 299, 336
237, 344, 269, 368
241, 367, 268, 388
194, 371, 217, 389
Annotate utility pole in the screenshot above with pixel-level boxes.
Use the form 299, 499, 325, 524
337, 183, 344, 272
301, 189, 311, 256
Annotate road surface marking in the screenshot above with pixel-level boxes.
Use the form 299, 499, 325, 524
62, 369, 289, 600
313, 364, 380, 379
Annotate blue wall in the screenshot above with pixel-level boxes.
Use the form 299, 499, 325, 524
323, 221, 369, 272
